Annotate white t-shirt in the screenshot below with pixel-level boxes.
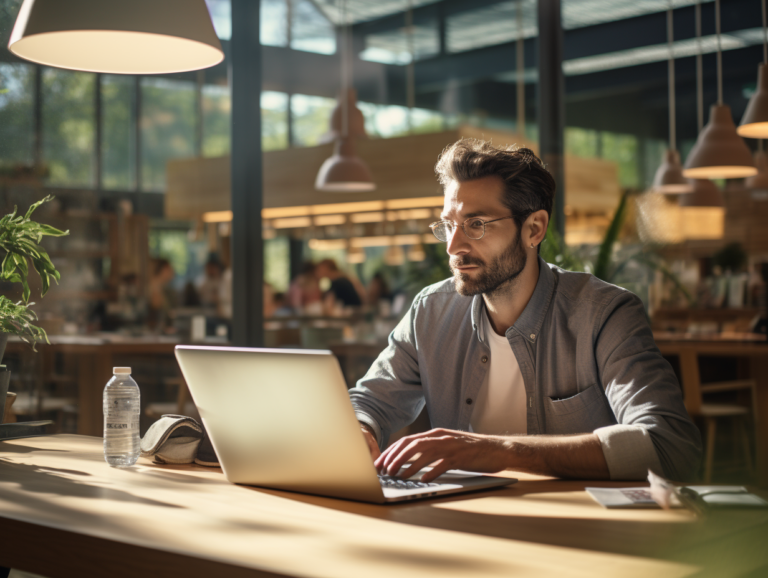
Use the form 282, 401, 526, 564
469, 309, 527, 435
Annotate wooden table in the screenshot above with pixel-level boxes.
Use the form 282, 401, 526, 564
1, 435, 767, 578
654, 336, 768, 486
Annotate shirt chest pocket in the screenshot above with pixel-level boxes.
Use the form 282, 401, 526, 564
542, 384, 617, 435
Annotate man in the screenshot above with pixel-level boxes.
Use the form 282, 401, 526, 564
349, 139, 702, 483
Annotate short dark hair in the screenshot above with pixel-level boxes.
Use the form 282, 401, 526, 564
434, 139, 556, 233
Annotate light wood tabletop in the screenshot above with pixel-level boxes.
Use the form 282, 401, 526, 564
0, 435, 766, 578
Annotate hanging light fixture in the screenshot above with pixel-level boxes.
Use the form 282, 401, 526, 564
682, 0, 756, 180
8, 0, 223, 74
653, 1, 692, 194
315, 0, 375, 192
738, 0, 768, 138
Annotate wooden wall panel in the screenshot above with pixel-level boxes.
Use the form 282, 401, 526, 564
165, 126, 621, 220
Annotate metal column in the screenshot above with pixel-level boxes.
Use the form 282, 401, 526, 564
230, 0, 264, 347
537, 0, 565, 241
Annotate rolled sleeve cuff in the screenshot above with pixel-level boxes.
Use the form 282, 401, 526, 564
355, 412, 382, 447
594, 424, 664, 480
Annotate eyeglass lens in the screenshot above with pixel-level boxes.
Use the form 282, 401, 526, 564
432, 218, 485, 242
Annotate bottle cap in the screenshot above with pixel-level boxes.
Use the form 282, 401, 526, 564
113, 367, 132, 375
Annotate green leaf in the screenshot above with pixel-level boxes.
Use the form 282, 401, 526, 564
594, 190, 629, 282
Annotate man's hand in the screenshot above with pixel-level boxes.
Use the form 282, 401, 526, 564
374, 428, 510, 483
374, 429, 611, 483
360, 424, 381, 460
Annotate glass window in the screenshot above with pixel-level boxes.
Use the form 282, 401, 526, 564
202, 83, 231, 157
205, 0, 231, 40
102, 75, 135, 190
360, 20, 439, 65
565, 127, 600, 158
42, 68, 96, 188
265, 236, 289, 292
291, 93, 335, 147
262, 91, 289, 151
359, 103, 442, 139
149, 229, 190, 278
0, 63, 34, 168
0, 0, 22, 49
447, 1, 535, 54
290, 0, 336, 55
261, 0, 288, 47
601, 132, 640, 189
141, 77, 195, 192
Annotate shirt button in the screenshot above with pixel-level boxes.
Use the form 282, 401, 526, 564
530, 333, 536, 340
466, 398, 473, 405
481, 356, 488, 363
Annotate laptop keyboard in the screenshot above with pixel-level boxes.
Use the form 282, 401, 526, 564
378, 475, 439, 489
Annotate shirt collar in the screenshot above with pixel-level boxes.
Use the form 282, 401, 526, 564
471, 256, 556, 345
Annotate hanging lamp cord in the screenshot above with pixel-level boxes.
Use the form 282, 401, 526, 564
763, 0, 767, 64
340, 0, 350, 139
696, 0, 703, 132
517, 0, 525, 137
716, 0, 722, 105
667, 0, 676, 151
406, 0, 415, 132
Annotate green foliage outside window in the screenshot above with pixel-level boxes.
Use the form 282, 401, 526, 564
42, 68, 96, 187
0, 63, 34, 170
141, 78, 195, 191
102, 75, 135, 190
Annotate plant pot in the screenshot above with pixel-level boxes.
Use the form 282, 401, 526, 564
0, 332, 7, 366
3, 392, 15, 424
0, 367, 9, 425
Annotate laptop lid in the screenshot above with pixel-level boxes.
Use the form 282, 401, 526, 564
175, 345, 385, 503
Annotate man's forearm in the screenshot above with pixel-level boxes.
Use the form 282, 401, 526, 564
502, 433, 610, 479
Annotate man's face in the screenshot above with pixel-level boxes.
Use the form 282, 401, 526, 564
441, 176, 527, 297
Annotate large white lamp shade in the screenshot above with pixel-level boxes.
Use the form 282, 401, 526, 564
682, 105, 757, 179
8, 0, 224, 74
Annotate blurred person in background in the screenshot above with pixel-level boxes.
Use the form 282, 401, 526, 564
315, 258, 364, 310
148, 258, 177, 332
197, 253, 225, 309
288, 261, 322, 313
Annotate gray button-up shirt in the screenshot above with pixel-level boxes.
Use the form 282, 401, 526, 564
349, 257, 702, 481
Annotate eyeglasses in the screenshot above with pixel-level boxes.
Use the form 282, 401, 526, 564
429, 216, 514, 242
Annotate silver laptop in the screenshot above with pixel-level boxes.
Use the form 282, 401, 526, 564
174, 345, 517, 503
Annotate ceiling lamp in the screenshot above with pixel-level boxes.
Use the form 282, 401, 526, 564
682, 0, 756, 180
737, 0, 768, 138
746, 146, 768, 200
653, 2, 692, 194
679, 179, 724, 207
678, 179, 724, 240
8, 0, 223, 74
315, 0, 375, 193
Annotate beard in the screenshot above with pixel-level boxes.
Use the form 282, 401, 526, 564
451, 231, 528, 297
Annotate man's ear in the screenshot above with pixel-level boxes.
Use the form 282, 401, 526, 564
526, 210, 549, 248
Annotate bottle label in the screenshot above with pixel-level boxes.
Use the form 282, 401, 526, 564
104, 398, 139, 431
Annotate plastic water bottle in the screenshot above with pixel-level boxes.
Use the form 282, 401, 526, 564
103, 367, 140, 467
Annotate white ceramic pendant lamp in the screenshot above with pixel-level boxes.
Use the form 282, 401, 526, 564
315, 0, 375, 193
8, 0, 223, 74
737, 0, 768, 138
683, 0, 756, 180
653, 2, 692, 194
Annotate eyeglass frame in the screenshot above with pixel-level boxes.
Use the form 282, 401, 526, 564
429, 215, 516, 242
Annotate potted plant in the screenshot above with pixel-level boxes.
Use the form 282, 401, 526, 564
0, 195, 68, 424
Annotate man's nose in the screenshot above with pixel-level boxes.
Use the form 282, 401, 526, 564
446, 226, 470, 256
